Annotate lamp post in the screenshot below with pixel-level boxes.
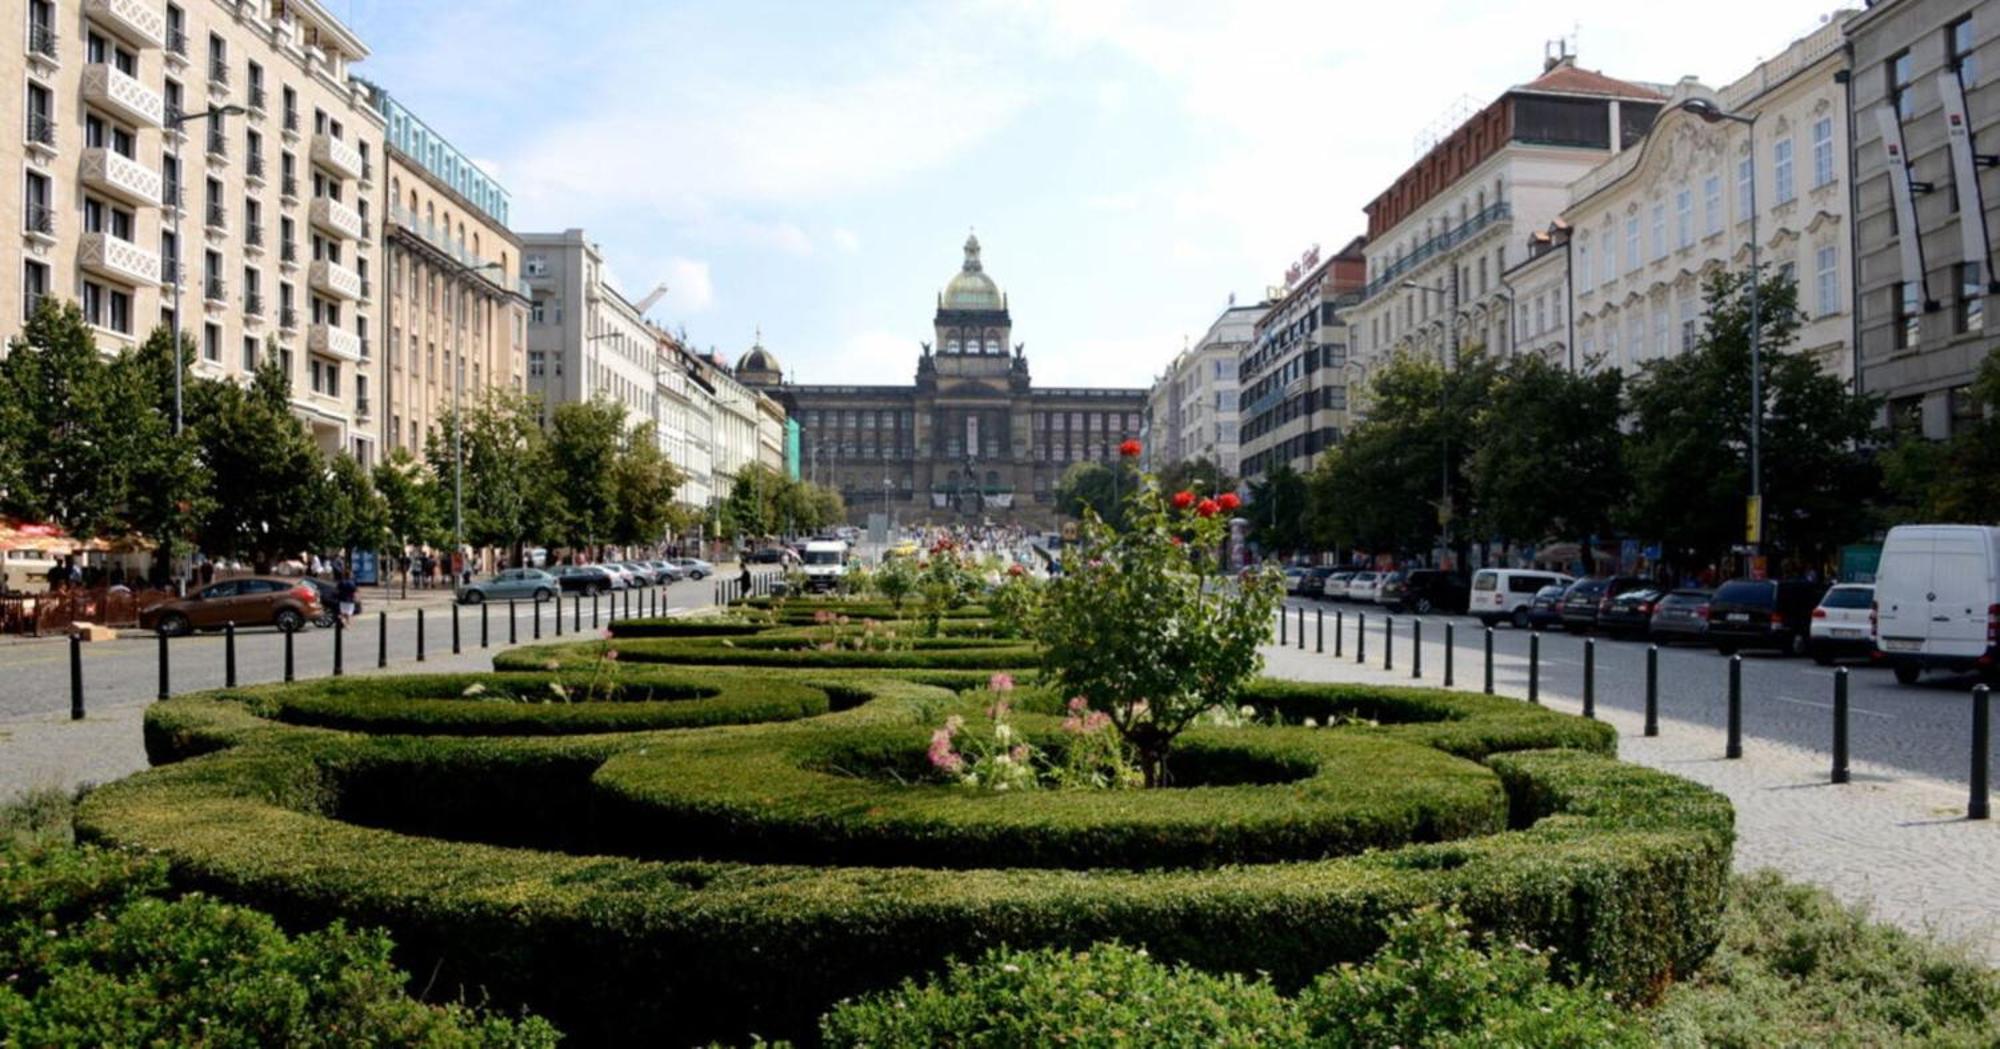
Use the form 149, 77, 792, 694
1402, 279, 1458, 561
1680, 97, 1763, 556
165, 104, 246, 435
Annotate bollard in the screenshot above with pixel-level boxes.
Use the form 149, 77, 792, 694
593, 592, 601, 629
1383, 616, 1393, 672
1528, 632, 1540, 704
1582, 638, 1596, 719
68, 633, 83, 721
283, 626, 295, 683
1645, 645, 1660, 737
1725, 656, 1743, 759
627, 588, 633, 619
1280, 609, 1288, 646
574, 593, 582, 633
157, 631, 169, 701
482, 602, 490, 649
1483, 627, 1494, 694
555, 594, 564, 637
225, 622, 237, 688
333, 615, 344, 677
1444, 622, 1454, 688
1411, 619, 1422, 679
1972, 684, 1991, 821
452, 603, 462, 655
1831, 668, 1850, 784
1356, 612, 1367, 664
509, 600, 518, 645
1296, 607, 1305, 650
1334, 610, 1344, 657
378, 610, 388, 668
1316, 609, 1324, 653
534, 598, 543, 640
417, 609, 427, 662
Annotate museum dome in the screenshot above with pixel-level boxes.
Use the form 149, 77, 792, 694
942, 232, 1004, 311
735, 328, 783, 386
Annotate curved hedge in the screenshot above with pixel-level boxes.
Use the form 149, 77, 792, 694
83, 676, 1727, 1045
495, 634, 1040, 672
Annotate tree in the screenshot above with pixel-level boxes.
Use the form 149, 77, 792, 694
373, 448, 444, 553
429, 392, 554, 560
544, 399, 626, 552
1469, 354, 1625, 550
1155, 457, 1235, 502
609, 423, 686, 547
189, 354, 330, 570
1879, 347, 2000, 523
121, 327, 208, 568
1054, 461, 1138, 531
719, 464, 782, 541
1248, 463, 1311, 555
320, 451, 390, 556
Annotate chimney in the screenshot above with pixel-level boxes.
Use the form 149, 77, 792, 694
1544, 37, 1575, 73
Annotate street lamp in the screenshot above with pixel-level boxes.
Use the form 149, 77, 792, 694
165, 104, 246, 435
1403, 279, 1457, 562
1680, 96, 1764, 557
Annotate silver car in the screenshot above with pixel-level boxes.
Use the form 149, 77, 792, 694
455, 568, 559, 605
670, 557, 714, 580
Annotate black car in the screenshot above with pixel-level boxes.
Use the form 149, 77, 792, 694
1301, 566, 1337, 599
1525, 585, 1567, 630
1597, 587, 1663, 639
1558, 575, 1650, 633
1705, 578, 1828, 656
1648, 589, 1712, 645
1379, 569, 1470, 615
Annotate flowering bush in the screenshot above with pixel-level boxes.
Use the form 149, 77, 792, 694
915, 539, 979, 637
928, 676, 1139, 791
1036, 456, 1284, 787
872, 555, 917, 610
985, 567, 1041, 639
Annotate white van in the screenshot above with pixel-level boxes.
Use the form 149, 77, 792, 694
1871, 524, 2000, 685
801, 539, 850, 593
1470, 568, 1574, 629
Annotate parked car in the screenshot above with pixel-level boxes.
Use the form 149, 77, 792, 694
1525, 584, 1567, 631
142, 576, 321, 637
1872, 524, 2000, 685
750, 547, 788, 564
1470, 569, 1574, 629
1705, 578, 1827, 656
1597, 587, 1663, 639
1320, 571, 1356, 601
669, 557, 714, 580
456, 568, 558, 605
647, 560, 688, 583
1301, 566, 1336, 599
617, 562, 665, 586
1378, 569, 1470, 615
554, 565, 624, 595
1808, 584, 1875, 665
1282, 567, 1310, 595
1558, 575, 1651, 634
1648, 589, 1713, 645
303, 577, 340, 628
1345, 571, 1385, 604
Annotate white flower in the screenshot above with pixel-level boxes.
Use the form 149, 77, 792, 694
994, 723, 1015, 744
461, 683, 487, 697
1302, 717, 1318, 728
1238, 705, 1255, 718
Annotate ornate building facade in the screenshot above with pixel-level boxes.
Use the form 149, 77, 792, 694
741, 234, 1146, 527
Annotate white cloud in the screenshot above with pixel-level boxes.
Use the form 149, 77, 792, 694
663, 258, 715, 314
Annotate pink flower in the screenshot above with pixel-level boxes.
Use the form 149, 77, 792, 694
814, 610, 835, 625
1061, 716, 1083, 734
600, 628, 614, 640
989, 673, 1016, 693
1083, 711, 1112, 733
1067, 696, 1088, 714
604, 650, 619, 662
1009, 745, 1030, 763
928, 730, 964, 773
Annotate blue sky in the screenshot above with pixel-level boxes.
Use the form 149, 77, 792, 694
337, 0, 1838, 388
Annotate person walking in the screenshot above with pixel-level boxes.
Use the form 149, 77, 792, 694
335, 570, 359, 628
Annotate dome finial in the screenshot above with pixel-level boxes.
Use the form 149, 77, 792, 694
753, 323, 762, 347
963, 229, 982, 273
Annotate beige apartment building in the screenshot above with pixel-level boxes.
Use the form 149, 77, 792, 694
5, 0, 385, 463
368, 82, 528, 460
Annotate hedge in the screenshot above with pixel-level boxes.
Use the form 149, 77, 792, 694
83, 678, 1727, 1045
606, 615, 998, 639
494, 635, 1040, 672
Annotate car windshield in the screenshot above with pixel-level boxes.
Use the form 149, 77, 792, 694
1821, 586, 1873, 609
1713, 581, 1775, 607
1570, 582, 1607, 596
1661, 592, 1707, 607
804, 550, 842, 565
1472, 572, 1498, 591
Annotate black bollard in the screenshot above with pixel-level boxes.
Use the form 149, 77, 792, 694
555, 593, 564, 637
1582, 638, 1596, 719
1383, 616, 1393, 672
1356, 612, 1366, 664
573, 592, 581, 633
625, 588, 632, 619
225, 621, 237, 688
482, 602, 490, 649
1483, 627, 1494, 694
1645, 645, 1660, 737
68, 633, 83, 721
378, 610, 388, 668
1279, 608, 1287, 646
1444, 622, 1455, 688
534, 597, 543, 639
333, 615, 344, 676
1528, 632, 1540, 704
1831, 668, 1850, 784
1411, 619, 1422, 679
1972, 684, 1991, 821
283, 626, 295, 682
509, 599, 518, 645
1725, 655, 1743, 759
157, 631, 169, 700
1334, 610, 1344, 657
417, 608, 426, 662
593, 592, 600, 628
1316, 609, 1324, 653
1296, 607, 1305, 650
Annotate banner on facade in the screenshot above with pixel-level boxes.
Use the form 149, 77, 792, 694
1875, 104, 1931, 305
1937, 69, 1995, 286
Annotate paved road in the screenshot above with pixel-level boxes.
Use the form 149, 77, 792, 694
1279, 595, 1999, 786
0, 574, 757, 721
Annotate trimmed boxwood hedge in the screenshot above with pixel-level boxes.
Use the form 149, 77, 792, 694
84, 675, 1725, 1046
495, 634, 1040, 672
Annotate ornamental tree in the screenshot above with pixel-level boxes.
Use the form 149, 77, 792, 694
1036, 450, 1284, 787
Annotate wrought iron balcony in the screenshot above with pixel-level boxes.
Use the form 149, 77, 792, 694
204, 276, 226, 303
26, 113, 56, 148
165, 27, 187, 58
244, 292, 264, 316
248, 86, 267, 112
355, 396, 371, 418
204, 202, 227, 230
1361, 201, 1514, 301
162, 179, 181, 208
279, 307, 299, 330
159, 258, 178, 286
28, 23, 57, 60
245, 223, 264, 247
246, 154, 265, 180
24, 202, 55, 237
281, 241, 298, 264
281, 175, 299, 200
208, 59, 229, 86
205, 130, 227, 158
283, 109, 300, 134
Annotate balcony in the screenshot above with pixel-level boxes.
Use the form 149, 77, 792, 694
26, 112, 56, 153
82, 63, 164, 129
282, 109, 300, 136
23, 202, 55, 242
244, 223, 265, 250
27, 22, 57, 66
165, 27, 187, 61
308, 195, 363, 241
1360, 201, 1513, 301
79, 232, 161, 287
203, 276, 226, 304
355, 396, 371, 419
280, 175, 299, 202
204, 201, 227, 231
310, 133, 364, 181
208, 59, 229, 87
245, 153, 265, 184
161, 179, 181, 210
248, 86, 267, 113
80, 147, 163, 208
204, 129, 227, 160
244, 292, 264, 318
83, 0, 166, 50
280, 241, 298, 265
309, 258, 362, 301
279, 306, 299, 330
159, 258, 178, 286
308, 321, 363, 361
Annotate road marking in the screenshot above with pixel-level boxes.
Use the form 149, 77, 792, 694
1773, 693, 1894, 719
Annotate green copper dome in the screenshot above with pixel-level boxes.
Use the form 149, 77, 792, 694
942, 232, 1004, 311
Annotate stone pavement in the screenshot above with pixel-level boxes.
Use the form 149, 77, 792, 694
1259, 639, 2000, 964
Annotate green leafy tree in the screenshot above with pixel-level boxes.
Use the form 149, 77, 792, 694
1879, 348, 2000, 524
1155, 457, 1236, 502
544, 399, 626, 551
320, 451, 390, 556
719, 464, 782, 541
1469, 353, 1626, 550
873, 555, 917, 609
372, 448, 444, 553
609, 423, 686, 547
1249, 462, 1311, 555
189, 355, 330, 569
1056, 460, 1138, 530
430, 393, 554, 561
121, 327, 208, 568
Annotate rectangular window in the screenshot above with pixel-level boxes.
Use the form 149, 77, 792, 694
203, 322, 221, 362
1816, 246, 1840, 316
1675, 189, 1693, 248
1890, 50, 1915, 119
1774, 137, 1795, 204
242, 337, 258, 371
1679, 298, 1698, 352
1627, 314, 1645, 359
1812, 118, 1835, 188
1959, 261, 1985, 334
1896, 281, 1921, 348
1704, 174, 1723, 235
1650, 202, 1666, 260
1578, 241, 1592, 288
1951, 15, 1980, 88
1624, 216, 1640, 273
1651, 308, 1668, 357
1737, 158, 1753, 223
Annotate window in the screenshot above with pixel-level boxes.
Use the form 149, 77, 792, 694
203, 322, 221, 362
1890, 50, 1914, 119
1959, 262, 1984, 334
242, 337, 257, 371
1816, 246, 1840, 317
1811, 118, 1835, 188
1651, 308, 1668, 357
1627, 314, 1645, 359
1950, 15, 1980, 88
1577, 238, 1592, 287
1650, 202, 1666, 260
80, 281, 131, 334
1737, 157, 1753, 223
1679, 298, 1698, 352
1773, 137, 1795, 204
23, 171, 52, 235
1624, 215, 1640, 273
1703, 175, 1723, 236
1896, 281, 1921, 348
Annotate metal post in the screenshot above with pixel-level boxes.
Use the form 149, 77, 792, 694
593, 592, 600, 628
1726, 656, 1743, 759
1411, 619, 1422, 679
1444, 622, 1454, 688
555, 594, 565, 636
481, 602, 490, 648
1831, 668, 1850, 784
1296, 607, 1305, 650
156, 631, 169, 701
1280, 608, 1287, 646
333, 615, 343, 676
1483, 626, 1493, 694
378, 610, 388, 668
1972, 684, 1991, 820
452, 603, 461, 655
417, 608, 427, 662
68, 633, 83, 721
508, 599, 518, 644
283, 626, 295, 683
1582, 638, 1595, 719
1383, 616, 1393, 671
1645, 645, 1660, 737
225, 621, 237, 687
1334, 610, 1344, 657
1356, 612, 1366, 664
573, 592, 582, 632
1316, 609, 1324, 653
1528, 632, 1540, 704
533, 597, 542, 640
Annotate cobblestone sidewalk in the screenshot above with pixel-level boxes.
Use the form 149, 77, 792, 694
1260, 641, 2000, 963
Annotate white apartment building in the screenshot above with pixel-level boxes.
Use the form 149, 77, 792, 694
6, 0, 385, 463
520, 229, 657, 431
705, 356, 761, 494
1346, 49, 1664, 414
1146, 304, 1257, 477
1565, 19, 1853, 380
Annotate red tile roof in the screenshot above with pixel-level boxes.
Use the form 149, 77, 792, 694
1521, 63, 1664, 100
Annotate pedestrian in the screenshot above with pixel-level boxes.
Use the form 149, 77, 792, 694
66, 558, 82, 588
45, 557, 66, 592
198, 558, 215, 587
335, 569, 359, 627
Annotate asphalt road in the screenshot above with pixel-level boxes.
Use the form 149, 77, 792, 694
0, 574, 754, 721
1279, 595, 1999, 786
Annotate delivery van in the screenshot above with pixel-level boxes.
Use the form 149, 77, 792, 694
1871, 524, 2000, 685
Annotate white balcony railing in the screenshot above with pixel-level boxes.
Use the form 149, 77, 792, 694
308, 195, 363, 241
308, 321, 363, 361
83, 0, 165, 49
310, 132, 364, 181
82, 63, 164, 129
308, 258, 362, 301
79, 147, 162, 208
79, 232, 161, 287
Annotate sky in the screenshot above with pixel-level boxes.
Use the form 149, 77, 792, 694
336, 0, 1842, 389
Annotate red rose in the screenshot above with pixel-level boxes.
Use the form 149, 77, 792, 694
1196, 498, 1220, 518
1217, 492, 1241, 512
1171, 490, 1196, 510
1118, 439, 1142, 458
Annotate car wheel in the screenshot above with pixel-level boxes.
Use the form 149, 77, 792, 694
463, 590, 485, 605
691, 570, 707, 581
155, 612, 191, 638
1788, 632, 1809, 658
1893, 664, 1921, 686
533, 588, 553, 603
275, 609, 304, 634
1510, 607, 1530, 630
1413, 597, 1434, 615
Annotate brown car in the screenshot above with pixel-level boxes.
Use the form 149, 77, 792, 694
141, 576, 323, 636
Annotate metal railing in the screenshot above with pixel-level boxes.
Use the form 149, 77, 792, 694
205, 202, 226, 229
204, 276, 227, 302
166, 27, 187, 57
248, 86, 267, 111
162, 179, 181, 207
245, 223, 264, 247
208, 59, 229, 85
279, 306, 299, 329
26, 112, 55, 147
206, 130, 227, 157
280, 241, 297, 264
246, 154, 264, 179
159, 259, 179, 286
28, 22, 57, 59
283, 109, 300, 133
281, 175, 299, 198
1361, 201, 1513, 301
24, 202, 54, 236
360, 279, 372, 300
244, 292, 263, 316
356, 396, 370, 417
